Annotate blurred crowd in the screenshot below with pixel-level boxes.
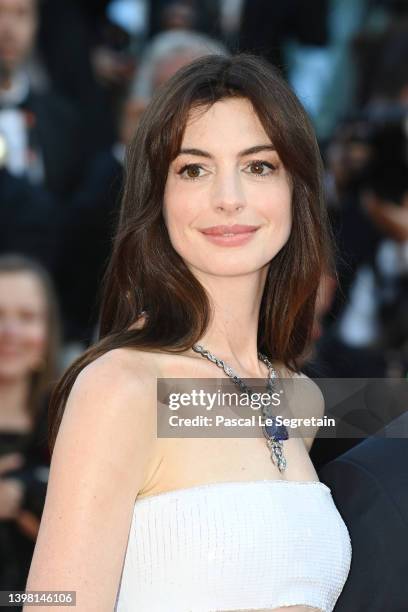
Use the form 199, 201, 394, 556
0, 0, 408, 597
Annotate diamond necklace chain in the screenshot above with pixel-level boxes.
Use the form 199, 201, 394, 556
192, 344, 289, 472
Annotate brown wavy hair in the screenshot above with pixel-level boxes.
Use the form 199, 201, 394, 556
48, 53, 335, 453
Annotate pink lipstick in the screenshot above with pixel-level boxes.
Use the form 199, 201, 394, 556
199, 224, 259, 246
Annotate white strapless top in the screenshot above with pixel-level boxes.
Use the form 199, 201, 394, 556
114, 480, 352, 612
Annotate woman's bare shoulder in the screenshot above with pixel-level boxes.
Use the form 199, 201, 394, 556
79, 345, 159, 378
72, 346, 162, 400
58, 347, 162, 474
59, 344, 161, 451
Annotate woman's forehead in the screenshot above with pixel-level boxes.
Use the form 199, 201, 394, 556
179, 98, 272, 151
0, 272, 46, 308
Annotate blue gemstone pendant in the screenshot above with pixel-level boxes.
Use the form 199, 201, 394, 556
264, 420, 289, 441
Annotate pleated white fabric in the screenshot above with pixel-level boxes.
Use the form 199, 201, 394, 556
114, 480, 352, 612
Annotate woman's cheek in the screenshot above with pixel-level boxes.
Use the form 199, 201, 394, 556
166, 198, 192, 241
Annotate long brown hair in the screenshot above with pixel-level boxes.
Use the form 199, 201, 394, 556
49, 53, 335, 453
0, 253, 61, 422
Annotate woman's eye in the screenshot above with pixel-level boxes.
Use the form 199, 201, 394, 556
178, 164, 205, 180
246, 161, 276, 177
177, 160, 276, 180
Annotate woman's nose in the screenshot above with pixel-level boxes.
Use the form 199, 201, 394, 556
212, 171, 246, 213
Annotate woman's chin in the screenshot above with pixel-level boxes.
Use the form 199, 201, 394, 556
188, 259, 270, 278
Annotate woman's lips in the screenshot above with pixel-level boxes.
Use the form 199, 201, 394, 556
199, 225, 259, 247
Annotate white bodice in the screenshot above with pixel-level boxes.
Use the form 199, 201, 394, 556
114, 479, 352, 612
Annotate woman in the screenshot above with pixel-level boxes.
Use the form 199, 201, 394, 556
0, 254, 60, 596
26, 54, 352, 611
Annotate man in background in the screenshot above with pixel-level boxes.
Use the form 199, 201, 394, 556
0, 0, 82, 337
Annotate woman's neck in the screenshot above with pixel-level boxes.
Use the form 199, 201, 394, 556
188, 267, 269, 377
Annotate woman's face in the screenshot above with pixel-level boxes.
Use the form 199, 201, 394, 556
163, 97, 293, 277
0, 271, 48, 382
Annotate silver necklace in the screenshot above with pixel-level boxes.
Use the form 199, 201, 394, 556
192, 344, 289, 472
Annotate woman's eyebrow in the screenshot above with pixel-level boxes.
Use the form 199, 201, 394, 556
177, 145, 276, 159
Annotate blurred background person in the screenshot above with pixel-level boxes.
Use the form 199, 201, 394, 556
0, 0, 81, 197
130, 28, 228, 107
0, 254, 60, 600
0, 0, 83, 348
148, 0, 221, 40
35, 0, 115, 157
308, 11, 408, 467
36, 0, 145, 159
309, 15, 408, 381
0, 0, 79, 194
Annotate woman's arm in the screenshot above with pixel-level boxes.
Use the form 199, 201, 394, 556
24, 348, 158, 611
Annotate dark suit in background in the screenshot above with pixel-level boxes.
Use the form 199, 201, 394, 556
37, 0, 114, 159
0, 86, 83, 338
318, 431, 408, 612
60, 149, 123, 343
239, 0, 329, 75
